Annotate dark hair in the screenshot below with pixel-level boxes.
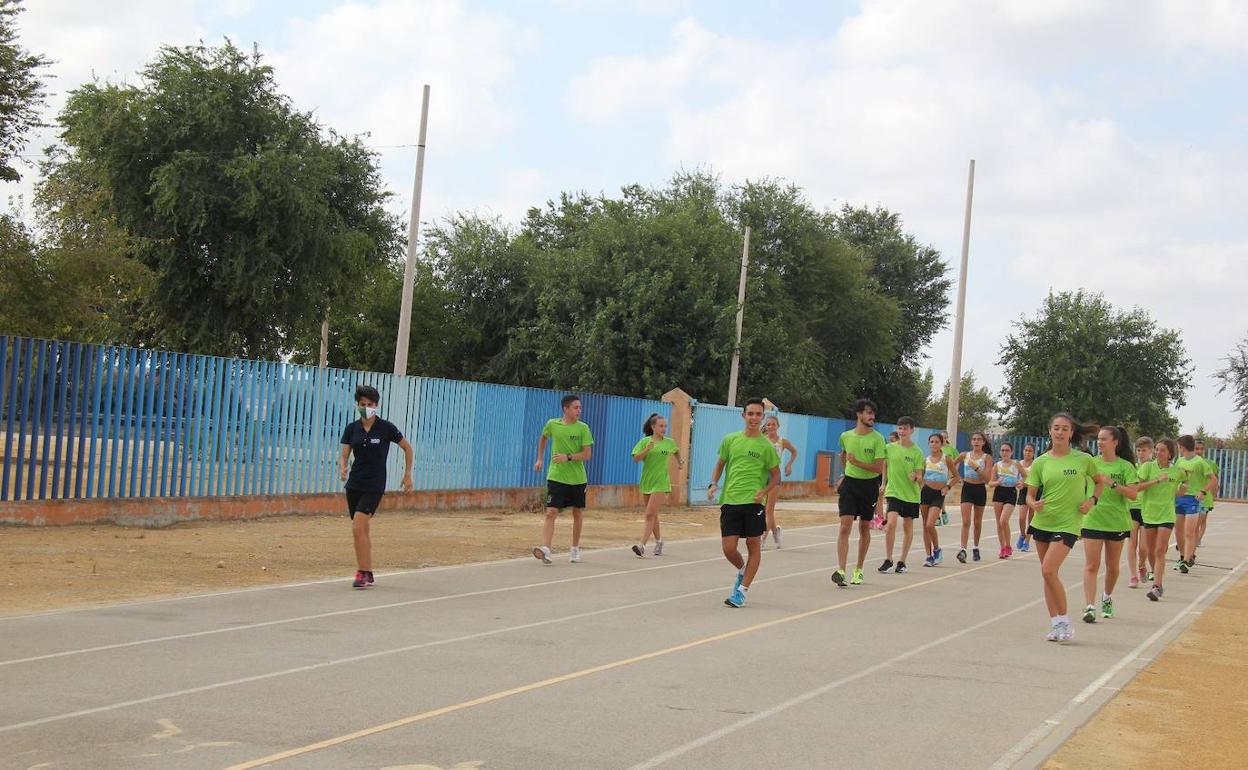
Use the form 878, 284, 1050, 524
1194, 438, 1206, 446
1177, 434, 1196, 451
897, 415, 915, 428
743, 397, 766, 411
561, 394, 580, 410
928, 433, 945, 446
1050, 412, 1098, 448
970, 431, 993, 456
642, 412, 663, 436
1155, 437, 1178, 463
1101, 425, 1135, 464
888, 431, 899, 442
852, 398, 877, 415
354, 384, 380, 404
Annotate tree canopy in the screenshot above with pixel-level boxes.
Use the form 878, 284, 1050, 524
1214, 334, 1248, 431
921, 369, 1000, 431
0, 0, 47, 182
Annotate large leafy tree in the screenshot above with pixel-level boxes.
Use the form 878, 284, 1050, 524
921, 369, 1000, 431
0, 0, 47, 182
1214, 334, 1248, 430
998, 290, 1190, 436
49, 41, 401, 358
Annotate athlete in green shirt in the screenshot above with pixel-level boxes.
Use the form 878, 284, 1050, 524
707, 397, 781, 608
1079, 426, 1139, 623
1175, 435, 1215, 569
833, 398, 887, 588
1194, 439, 1219, 548
1025, 413, 1103, 642
878, 416, 924, 574
631, 413, 682, 558
1136, 438, 1185, 600
532, 395, 595, 565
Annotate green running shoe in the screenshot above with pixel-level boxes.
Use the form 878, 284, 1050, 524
850, 568, 864, 585
1101, 596, 1114, 619
1082, 604, 1097, 623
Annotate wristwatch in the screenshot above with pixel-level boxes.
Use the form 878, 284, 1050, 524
1090, 495, 1099, 505
1110, 481, 1118, 489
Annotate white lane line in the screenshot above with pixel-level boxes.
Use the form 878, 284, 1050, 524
0, 557, 855, 734
988, 552, 1248, 770
0, 536, 847, 667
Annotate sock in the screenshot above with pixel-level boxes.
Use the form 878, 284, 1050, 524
1059, 615, 1069, 625
741, 586, 749, 593
738, 567, 745, 576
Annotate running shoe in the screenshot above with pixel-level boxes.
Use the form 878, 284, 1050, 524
1147, 584, 1164, 601
1020, 540, 1031, 552
923, 555, 935, 567
1186, 558, 1196, 568
934, 547, 944, 565
1138, 566, 1147, 581
632, 544, 645, 558
533, 546, 552, 565
1016, 535, 1027, 550
939, 511, 949, 526
352, 570, 368, 589
1057, 621, 1074, 642
569, 546, 582, 563
851, 568, 865, 585
653, 540, 664, 556
1102, 596, 1115, 619
1083, 604, 1097, 623
895, 561, 908, 573
831, 569, 847, 587
1046, 625, 1061, 642
734, 570, 745, 592
365, 571, 375, 585
1146, 571, 1154, 582
724, 586, 746, 608
973, 548, 982, 562
774, 527, 784, 549
1129, 575, 1140, 589
878, 559, 894, 573
998, 547, 1008, 560
1179, 560, 1189, 574
957, 548, 968, 563
1003, 546, 1013, 558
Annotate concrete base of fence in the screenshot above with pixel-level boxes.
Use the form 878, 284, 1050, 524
0, 480, 831, 527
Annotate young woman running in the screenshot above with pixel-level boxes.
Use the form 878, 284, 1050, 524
921, 433, 957, 567
1175, 435, 1214, 570
631, 413, 681, 557
955, 432, 993, 562
1080, 426, 1139, 622
1026, 413, 1102, 642
1136, 438, 1186, 601
1128, 437, 1153, 588
990, 442, 1024, 559
1014, 443, 1037, 552
761, 415, 797, 548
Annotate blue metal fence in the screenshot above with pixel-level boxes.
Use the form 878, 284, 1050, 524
0, 335, 669, 501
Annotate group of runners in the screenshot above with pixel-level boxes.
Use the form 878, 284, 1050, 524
337, 386, 1221, 641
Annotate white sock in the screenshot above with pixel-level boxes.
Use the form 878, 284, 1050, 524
741, 585, 749, 592
738, 567, 745, 575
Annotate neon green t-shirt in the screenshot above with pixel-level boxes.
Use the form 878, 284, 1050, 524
942, 444, 958, 460
1203, 459, 1219, 506
1026, 450, 1098, 536
632, 436, 678, 494
840, 429, 886, 480
1082, 457, 1137, 532
543, 419, 594, 485
884, 442, 924, 503
718, 432, 781, 504
1176, 455, 1210, 500
1137, 460, 1185, 525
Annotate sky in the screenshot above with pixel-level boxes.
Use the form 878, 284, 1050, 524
8, 0, 1247, 434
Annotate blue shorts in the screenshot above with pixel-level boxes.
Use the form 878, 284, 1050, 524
1175, 495, 1201, 515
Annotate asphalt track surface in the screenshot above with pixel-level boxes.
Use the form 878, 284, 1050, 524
3, 501, 1246, 770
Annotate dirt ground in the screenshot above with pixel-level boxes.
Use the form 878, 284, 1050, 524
1045, 570, 1248, 770
0, 500, 838, 614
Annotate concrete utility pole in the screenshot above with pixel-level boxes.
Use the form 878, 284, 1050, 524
319, 318, 329, 368
393, 84, 431, 377
946, 159, 976, 442
726, 226, 750, 407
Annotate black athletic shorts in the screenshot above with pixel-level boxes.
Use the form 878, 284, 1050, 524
886, 496, 921, 519
838, 475, 881, 519
1142, 521, 1175, 530
992, 485, 1019, 505
1130, 508, 1143, 525
346, 488, 384, 519
720, 503, 766, 538
1016, 487, 1029, 506
920, 485, 946, 509
1082, 528, 1130, 541
546, 480, 588, 510
1028, 525, 1078, 548
960, 482, 987, 507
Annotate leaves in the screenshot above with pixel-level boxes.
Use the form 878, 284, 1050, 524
0, 0, 48, 181
1214, 335, 1248, 430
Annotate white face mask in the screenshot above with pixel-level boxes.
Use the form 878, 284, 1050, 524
358, 405, 378, 420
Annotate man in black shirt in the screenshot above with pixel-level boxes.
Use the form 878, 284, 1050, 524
339, 384, 414, 588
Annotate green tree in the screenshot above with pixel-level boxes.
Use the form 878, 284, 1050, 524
922, 369, 1000, 430
49, 41, 401, 358
1214, 334, 1248, 430
998, 290, 1190, 436
833, 205, 951, 420
0, 0, 47, 181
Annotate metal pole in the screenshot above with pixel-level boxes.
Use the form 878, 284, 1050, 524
727, 226, 750, 407
319, 318, 329, 368
946, 159, 976, 440
393, 84, 431, 377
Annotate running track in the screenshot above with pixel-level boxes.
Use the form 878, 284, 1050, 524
3, 501, 1246, 770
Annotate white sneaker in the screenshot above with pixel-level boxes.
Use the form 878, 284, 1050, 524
653, 540, 664, 556
1046, 626, 1061, 642
1057, 621, 1074, 642
569, 546, 581, 563
774, 527, 784, 549
532, 546, 552, 565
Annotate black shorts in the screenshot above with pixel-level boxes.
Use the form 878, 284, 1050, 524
886, 497, 921, 519
1015, 488, 1029, 506
992, 486, 1019, 505
1142, 521, 1175, 530
1028, 526, 1078, 548
920, 485, 946, 508
546, 480, 588, 510
720, 503, 766, 538
960, 482, 987, 507
1130, 509, 1143, 525
1082, 528, 1130, 541
346, 488, 384, 519
838, 475, 880, 519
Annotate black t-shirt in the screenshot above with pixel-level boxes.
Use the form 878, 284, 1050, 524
341, 418, 405, 493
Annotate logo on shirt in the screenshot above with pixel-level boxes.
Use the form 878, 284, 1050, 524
1062, 469, 1077, 476
370, 438, 381, 444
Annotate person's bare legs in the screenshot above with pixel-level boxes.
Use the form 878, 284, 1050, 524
1103, 539, 1124, 597
722, 536, 744, 569
541, 507, 559, 549
1152, 527, 1172, 590
570, 507, 584, 547
764, 488, 779, 541
1197, 511, 1209, 546
351, 514, 372, 571
884, 510, 899, 560
639, 493, 663, 546
856, 519, 871, 570
924, 506, 941, 557
1182, 515, 1198, 564
743, 536, 762, 587
972, 505, 985, 550
995, 502, 1013, 553
899, 516, 915, 564
1127, 522, 1140, 581
837, 515, 854, 572
1082, 538, 1103, 608
1174, 514, 1187, 562
1038, 540, 1072, 618
960, 502, 972, 550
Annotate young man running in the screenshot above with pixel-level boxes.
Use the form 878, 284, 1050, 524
338, 384, 414, 589
1174, 435, 1214, 571
1194, 439, 1219, 547
833, 399, 887, 587
533, 395, 594, 565
878, 416, 924, 574
707, 397, 781, 607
